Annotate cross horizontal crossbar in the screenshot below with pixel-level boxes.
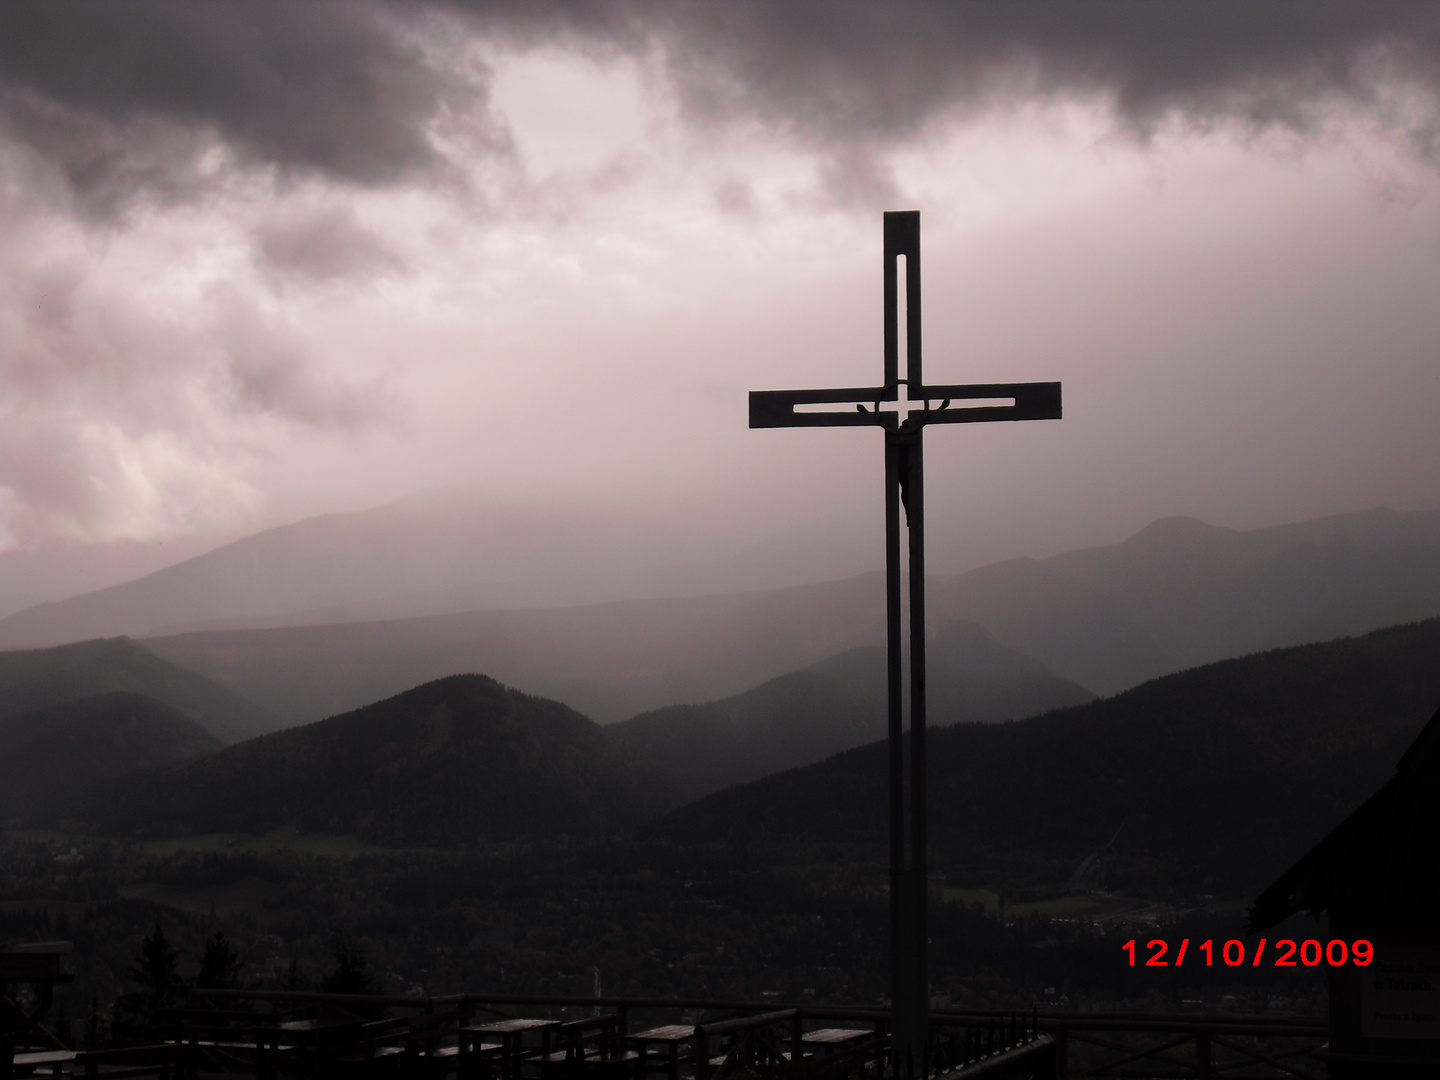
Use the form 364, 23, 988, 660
749, 382, 1061, 430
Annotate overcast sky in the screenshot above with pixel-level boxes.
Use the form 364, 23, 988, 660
3, 2, 1440, 600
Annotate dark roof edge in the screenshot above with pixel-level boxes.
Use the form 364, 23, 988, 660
1247, 702, 1440, 932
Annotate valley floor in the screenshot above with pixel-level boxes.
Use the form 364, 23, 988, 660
0, 830, 1326, 1043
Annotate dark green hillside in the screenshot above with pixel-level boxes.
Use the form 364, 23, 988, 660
651, 617, 1440, 900
809, 645, 1093, 728
609, 671, 876, 803
0, 637, 276, 744
0, 692, 220, 819
65, 675, 663, 845
609, 621, 1092, 803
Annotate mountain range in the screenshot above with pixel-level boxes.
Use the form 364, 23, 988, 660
4, 501, 1437, 726
0, 636, 277, 744
607, 620, 1092, 802
62, 675, 661, 845
0, 488, 875, 648
651, 616, 1440, 900
141, 574, 893, 725
0, 621, 1085, 819
6, 493, 1440, 907
126, 508, 1440, 726
33, 621, 1089, 831
42, 614, 1440, 909
143, 607, 1090, 731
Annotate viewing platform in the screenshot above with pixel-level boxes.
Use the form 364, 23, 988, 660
4, 988, 1330, 1080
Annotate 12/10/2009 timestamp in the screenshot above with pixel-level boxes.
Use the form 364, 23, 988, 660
1123, 939, 1372, 967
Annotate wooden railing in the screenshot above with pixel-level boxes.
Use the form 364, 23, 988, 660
962, 1010, 1327, 1080
115, 990, 1324, 1080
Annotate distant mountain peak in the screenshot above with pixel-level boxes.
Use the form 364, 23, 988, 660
9, 501, 1440, 729
1119, 516, 1239, 547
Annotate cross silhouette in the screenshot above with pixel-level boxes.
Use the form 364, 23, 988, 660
749, 211, 1061, 1077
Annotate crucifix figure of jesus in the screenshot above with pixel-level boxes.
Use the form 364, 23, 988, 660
750, 211, 1061, 1078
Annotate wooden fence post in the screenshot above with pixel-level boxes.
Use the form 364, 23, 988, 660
694, 1027, 709, 1080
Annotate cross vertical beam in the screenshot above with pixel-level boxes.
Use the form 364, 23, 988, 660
885, 211, 928, 1078
749, 210, 1060, 1078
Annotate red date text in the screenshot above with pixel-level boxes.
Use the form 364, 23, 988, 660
1122, 938, 1372, 967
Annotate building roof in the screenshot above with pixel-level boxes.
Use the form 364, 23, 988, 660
1248, 702, 1440, 932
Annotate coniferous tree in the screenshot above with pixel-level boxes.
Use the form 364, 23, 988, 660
319, 933, 377, 996
117, 924, 184, 1040
279, 958, 310, 993
318, 932, 386, 1016
195, 931, 244, 990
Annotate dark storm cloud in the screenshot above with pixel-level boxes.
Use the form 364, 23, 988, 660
0, 0, 468, 217
631, 2, 1440, 144
440, 1, 1440, 208
4, 1, 1440, 217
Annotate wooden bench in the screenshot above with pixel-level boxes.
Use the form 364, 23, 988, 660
627, 1026, 691, 1080
256, 1016, 363, 1080
459, 1019, 559, 1080
72, 1044, 185, 1080
692, 1011, 797, 1080
323, 1017, 410, 1079
161, 1006, 283, 1071
10, 1050, 74, 1078
801, 1029, 874, 1057
455, 1027, 504, 1080
538, 1016, 638, 1079
403, 1009, 473, 1079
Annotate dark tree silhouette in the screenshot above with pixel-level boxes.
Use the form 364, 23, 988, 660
117, 923, 184, 1039
195, 931, 244, 990
319, 933, 377, 996
279, 958, 310, 993
83, 998, 103, 1051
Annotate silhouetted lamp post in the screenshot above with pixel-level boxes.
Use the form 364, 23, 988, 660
749, 210, 1062, 1077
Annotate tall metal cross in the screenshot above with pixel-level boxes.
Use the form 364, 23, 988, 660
749, 211, 1061, 1077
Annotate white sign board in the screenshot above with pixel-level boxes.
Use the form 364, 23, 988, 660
1361, 943, 1440, 1040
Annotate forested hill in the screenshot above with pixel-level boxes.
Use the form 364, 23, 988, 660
649, 617, 1440, 901
0, 692, 220, 819
607, 619, 1092, 803
0, 636, 276, 744
64, 675, 664, 846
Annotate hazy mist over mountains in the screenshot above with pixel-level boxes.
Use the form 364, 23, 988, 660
2, 498, 1437, 728
0, 488, 880, 647
6, 496, 1440, 1000
64, 675, 662, 846
0, 636, 276, 744
7, 494, 1438, 844
0, 614, 1091, 815
653, 617, 1440, 899
31, 613, 1440, 902
607, 622, 1093, 802
3, 492, 1433, 853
